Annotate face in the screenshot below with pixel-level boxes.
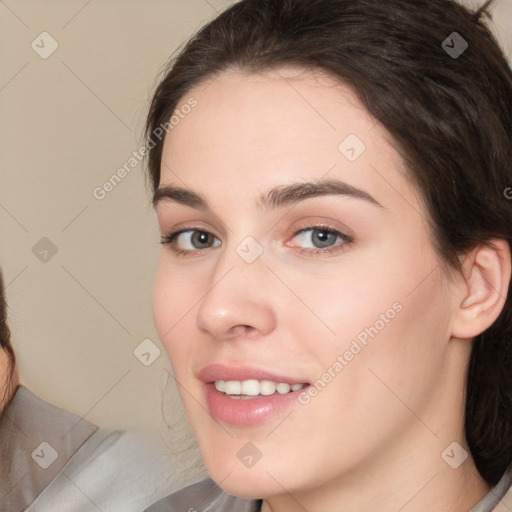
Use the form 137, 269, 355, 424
152, 66, 462, 499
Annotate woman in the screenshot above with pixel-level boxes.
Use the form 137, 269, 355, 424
144, 0, 512, 510
0, 271, 18, 415
0, 268, 183, 511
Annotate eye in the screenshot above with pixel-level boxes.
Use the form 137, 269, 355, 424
160, 224, 352, 257
287, 225, 352, 255
160, 229, 221, 256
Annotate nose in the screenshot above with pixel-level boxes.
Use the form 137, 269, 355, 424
195, 244, 277, 342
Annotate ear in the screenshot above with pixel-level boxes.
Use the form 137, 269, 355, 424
451, 239, 511, 339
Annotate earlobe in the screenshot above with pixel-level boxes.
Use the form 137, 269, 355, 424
451, 239, 511, 339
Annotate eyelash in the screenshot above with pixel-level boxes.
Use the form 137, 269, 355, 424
159, 224, 353, 258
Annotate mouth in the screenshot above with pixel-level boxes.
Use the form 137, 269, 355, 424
199, 363, 311, 426
214, 379, 308, 399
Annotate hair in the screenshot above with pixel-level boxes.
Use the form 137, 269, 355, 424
144, 0, 512, 486
0, 269, 17, 413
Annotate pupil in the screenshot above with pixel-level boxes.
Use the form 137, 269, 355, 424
193, 231, 210, 247
313, 230, 333, 248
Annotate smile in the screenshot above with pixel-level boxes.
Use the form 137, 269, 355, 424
215, 379, 307, 398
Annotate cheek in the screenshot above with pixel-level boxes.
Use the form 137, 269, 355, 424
152, 258, 172, 345
152, 256, 197, 361
275, 249, 409, 358
315, 252, 451, 425
283, 227, 447, 380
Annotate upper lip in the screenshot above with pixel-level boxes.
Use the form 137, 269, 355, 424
198, 363, 309, 385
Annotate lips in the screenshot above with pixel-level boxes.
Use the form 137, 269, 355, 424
198, 363, 309, 386
198, 363, 311, 426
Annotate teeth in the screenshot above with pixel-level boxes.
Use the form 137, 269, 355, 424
214, 379, 307, 397
223, 380, 241, 394
276, 382, 291, 394
241, 379, 260, 396
260, 380, 276, 396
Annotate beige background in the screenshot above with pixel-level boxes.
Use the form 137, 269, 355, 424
1, 0, 511, 487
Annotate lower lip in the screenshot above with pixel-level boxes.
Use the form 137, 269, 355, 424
204, 383, 310, 427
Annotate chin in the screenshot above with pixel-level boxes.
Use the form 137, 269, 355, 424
207, 461, 289, 500
213, 475, 275, 500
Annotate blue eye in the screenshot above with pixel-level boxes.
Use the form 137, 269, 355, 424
160, 225, 352, 257
160, 229, 221, 256
289, 227, 350, 252
295, 228, 342, 249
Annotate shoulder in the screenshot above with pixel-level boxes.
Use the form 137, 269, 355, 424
1, 384, 98, 441
145, 478, 262, 512
472, 461, 512, 512
490, 463, 512, 512
0, 385, 98, 511
1, 386, 180, 512
30, 426, 184, 512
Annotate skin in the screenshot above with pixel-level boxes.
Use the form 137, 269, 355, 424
152, 66, 510, 512
0, 349, 18, 414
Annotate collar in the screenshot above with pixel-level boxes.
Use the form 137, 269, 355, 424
0, 385, 98, 510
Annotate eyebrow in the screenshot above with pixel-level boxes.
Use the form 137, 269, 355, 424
153, 178, 384, 211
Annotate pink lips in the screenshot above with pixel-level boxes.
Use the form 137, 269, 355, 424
199, 363, 310, 427
198, 363, 307, 386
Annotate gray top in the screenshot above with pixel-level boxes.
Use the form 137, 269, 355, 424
0, 384, 98, 511
0, 385, 186, 512
146, 460, 512, 512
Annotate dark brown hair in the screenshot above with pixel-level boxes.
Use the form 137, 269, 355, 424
144, 0, 512, 485
0, 269, 17, 412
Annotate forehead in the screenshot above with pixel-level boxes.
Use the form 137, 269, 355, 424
165, 65, 381, 159
159, 66, 413, 211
